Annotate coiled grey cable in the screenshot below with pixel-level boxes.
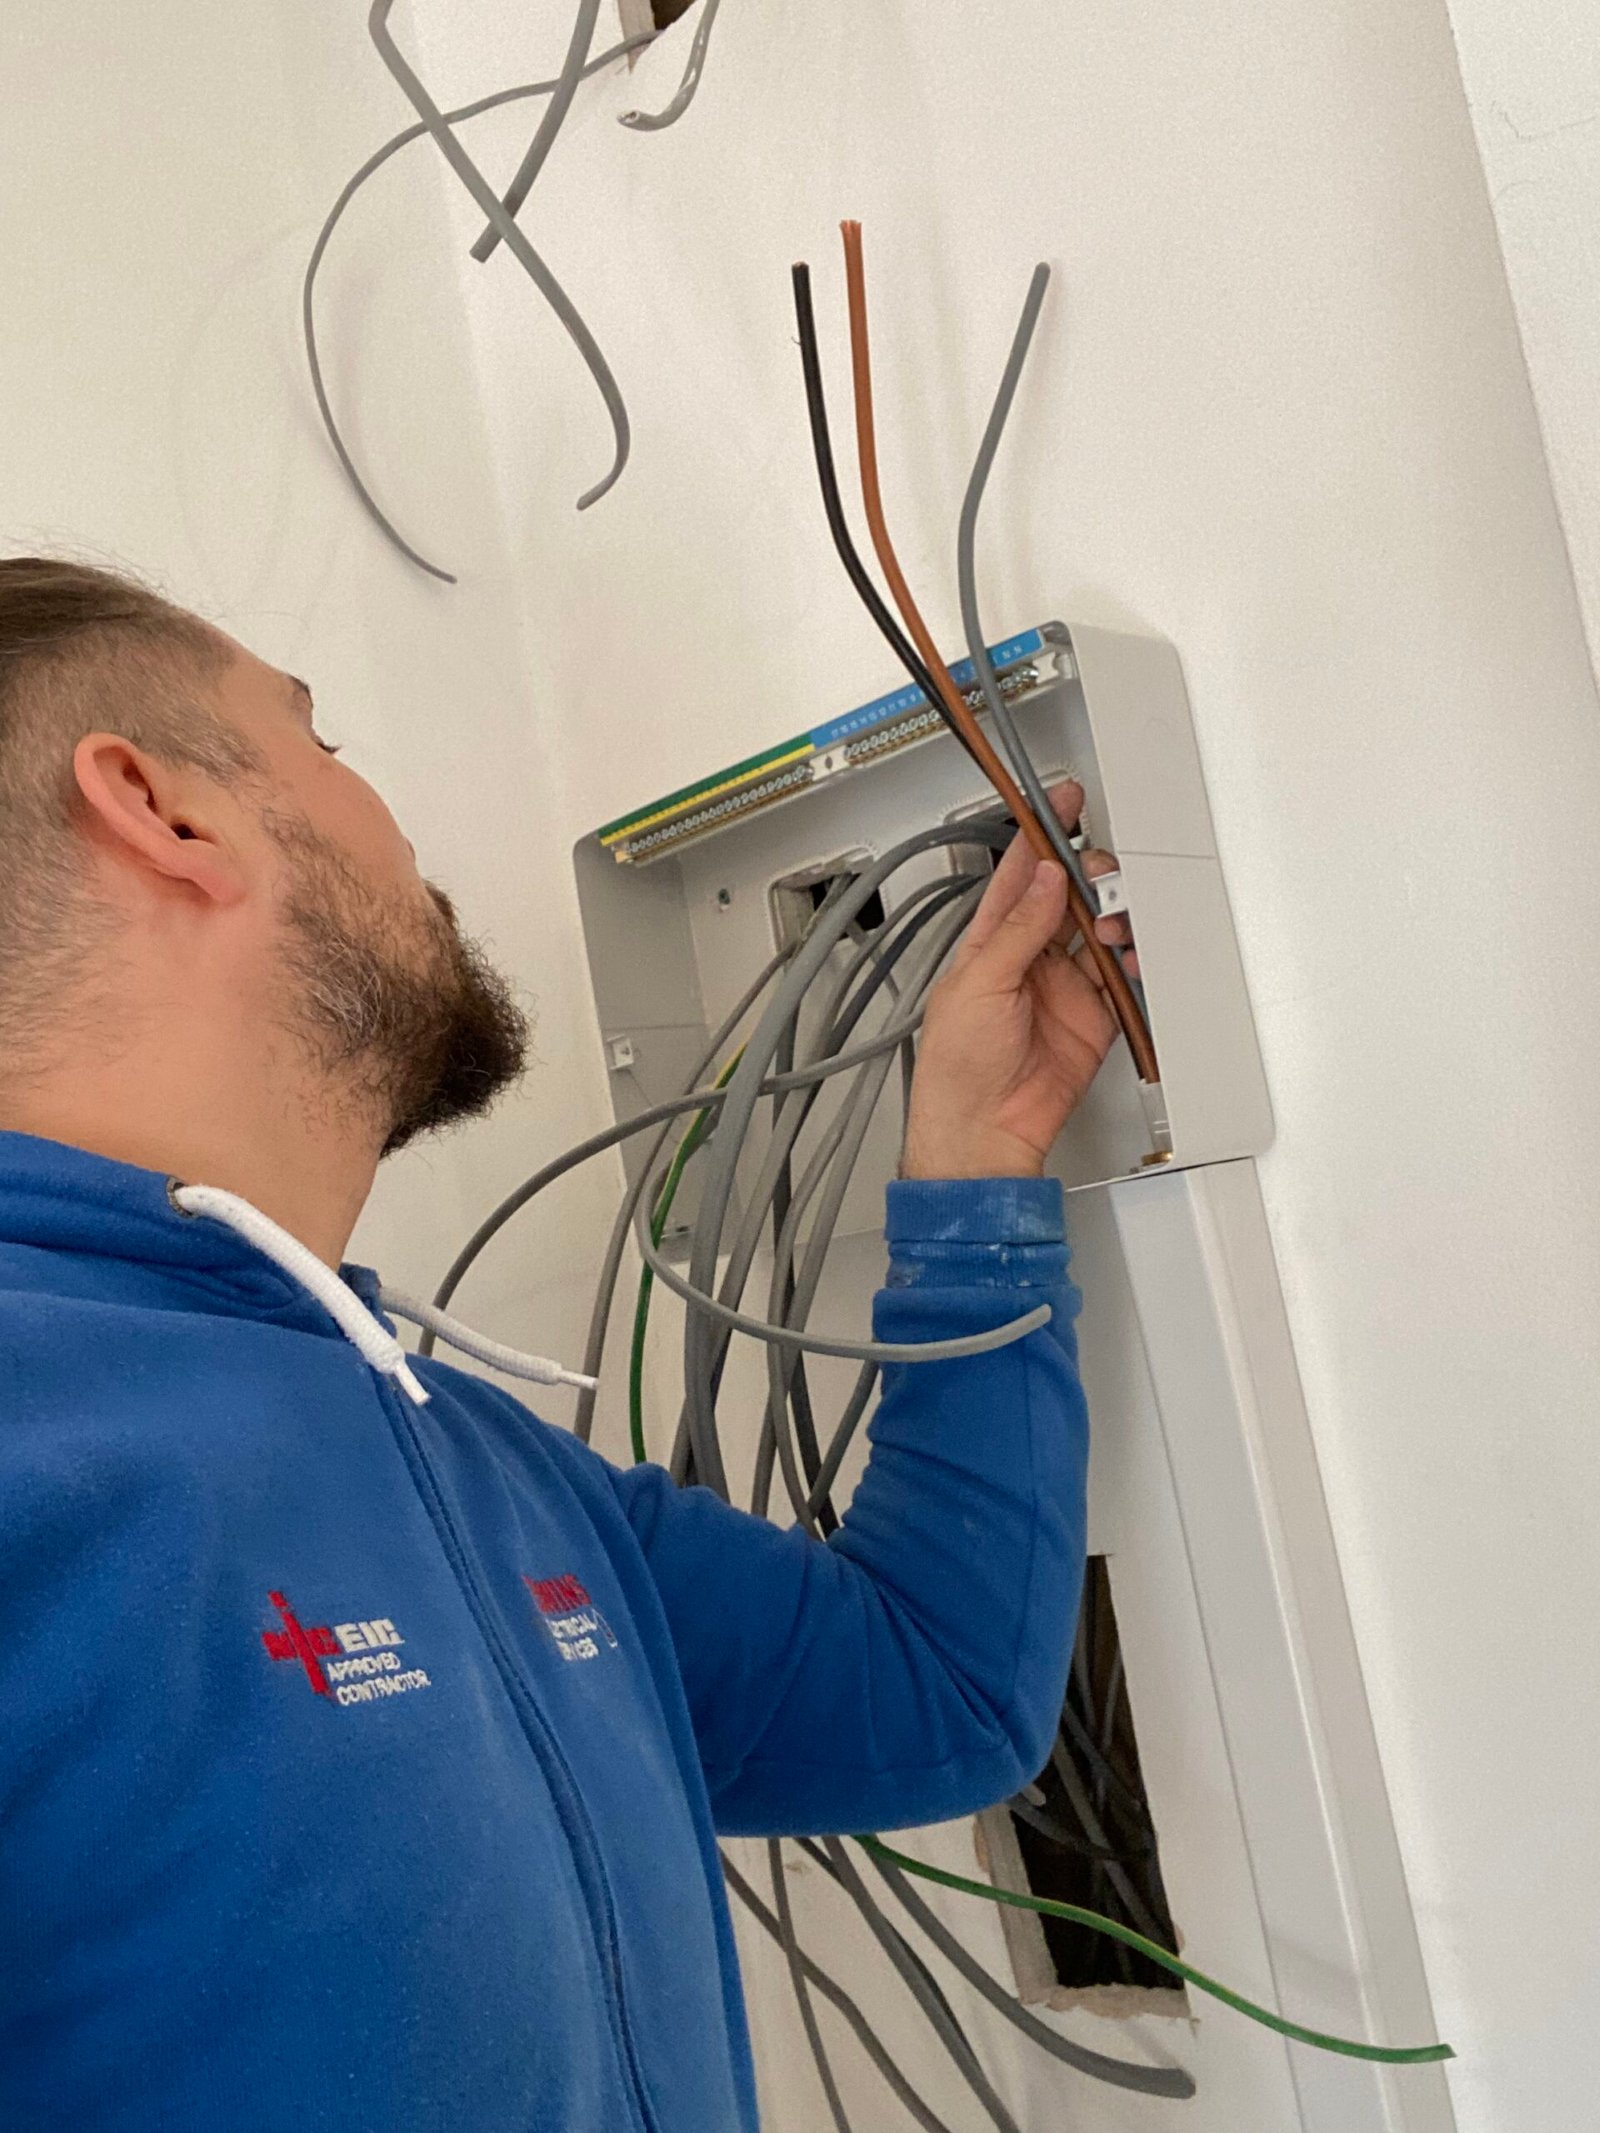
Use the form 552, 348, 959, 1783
620, 0, 725, 130
368, 0, 631, 511
304, 34, 654, 581
953, 262, 1154, 1040
739, 881, 983, 1512
469, 0, 601, 265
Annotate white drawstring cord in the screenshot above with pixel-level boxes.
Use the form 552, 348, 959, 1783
171, 1184, 431, 1407
378, 1292, 598, 1392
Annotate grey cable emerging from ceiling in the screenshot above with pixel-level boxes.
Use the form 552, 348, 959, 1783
619, 0, 725, 130
367, 0, 632, 512
469, 0, 601, 265
304, 33, 654, 581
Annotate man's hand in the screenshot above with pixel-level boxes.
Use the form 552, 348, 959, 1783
900, 783, 1132, 1181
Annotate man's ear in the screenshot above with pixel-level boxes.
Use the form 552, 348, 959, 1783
71, 733, 248, 907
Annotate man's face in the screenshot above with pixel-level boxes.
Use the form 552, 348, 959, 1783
214, 642, 528, 1153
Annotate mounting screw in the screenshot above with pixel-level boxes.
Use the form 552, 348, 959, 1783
715, 887, 733, 909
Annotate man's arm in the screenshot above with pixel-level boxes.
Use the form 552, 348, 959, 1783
609, 1173, 1086, 1835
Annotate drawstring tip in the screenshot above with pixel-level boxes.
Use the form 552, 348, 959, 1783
392, 1357, 431, 1407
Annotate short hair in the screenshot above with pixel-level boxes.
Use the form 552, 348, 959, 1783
0, 556, 262, 1046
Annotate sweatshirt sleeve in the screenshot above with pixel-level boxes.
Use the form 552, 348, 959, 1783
608, 1176, 1088, 1837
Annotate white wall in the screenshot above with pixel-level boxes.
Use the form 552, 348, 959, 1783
1444, 0, 1600, 671
7, 4, 1600, 2131
0, 0, 624, 1372
408, 4, 1600, 2130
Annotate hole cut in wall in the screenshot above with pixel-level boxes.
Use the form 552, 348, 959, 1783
620, 0, 696, 31
769, 854, 885, 954
982, 1557, 1185, 2015
944, 778, 1080, 880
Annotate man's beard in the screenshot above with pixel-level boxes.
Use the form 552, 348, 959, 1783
265, 810, 530, 1156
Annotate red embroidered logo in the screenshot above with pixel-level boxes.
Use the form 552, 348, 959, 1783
260, 1590, 431, 1708
528, 1574, 591, 1616
524, 1573, 617, 1664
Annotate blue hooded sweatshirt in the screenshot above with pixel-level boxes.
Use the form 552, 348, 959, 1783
0, 1129, 1087, 2133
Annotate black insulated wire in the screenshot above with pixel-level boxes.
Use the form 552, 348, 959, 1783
791, 264, 985, 775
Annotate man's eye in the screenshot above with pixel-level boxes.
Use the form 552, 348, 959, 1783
315, 739, 343, 758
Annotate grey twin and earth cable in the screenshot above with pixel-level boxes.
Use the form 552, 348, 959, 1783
813, 1839, 1023, 2133
367, 1, 631, 512
748, 878, 982, 1518
571, 942, 796, 1440
669, 874, 976, 1483
674, 826, 1036, 1494
955, 261, 1153, 1034
319, 0, 729, 573
414, 995, 933, 1360
418, 956, 910, 1355
768, 1840, 852, 2133
719, 1853, 957, 2133
469, 0, 601, 264
304, 32, 654, 581
752, 914, 960, 1526
680, 874, 980, 1501
620, 0, 725, 130
756, 896, 980, 1531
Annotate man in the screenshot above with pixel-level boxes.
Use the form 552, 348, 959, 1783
0, 557, 1124, 2131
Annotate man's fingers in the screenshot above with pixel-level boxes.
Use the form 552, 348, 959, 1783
963, 862, 1070, 993
959, 842, 1041, 959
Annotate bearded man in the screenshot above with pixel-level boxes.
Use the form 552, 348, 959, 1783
0, 556, 1120, 2133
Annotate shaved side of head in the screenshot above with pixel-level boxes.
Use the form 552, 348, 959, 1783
0, 556, 261, 1060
